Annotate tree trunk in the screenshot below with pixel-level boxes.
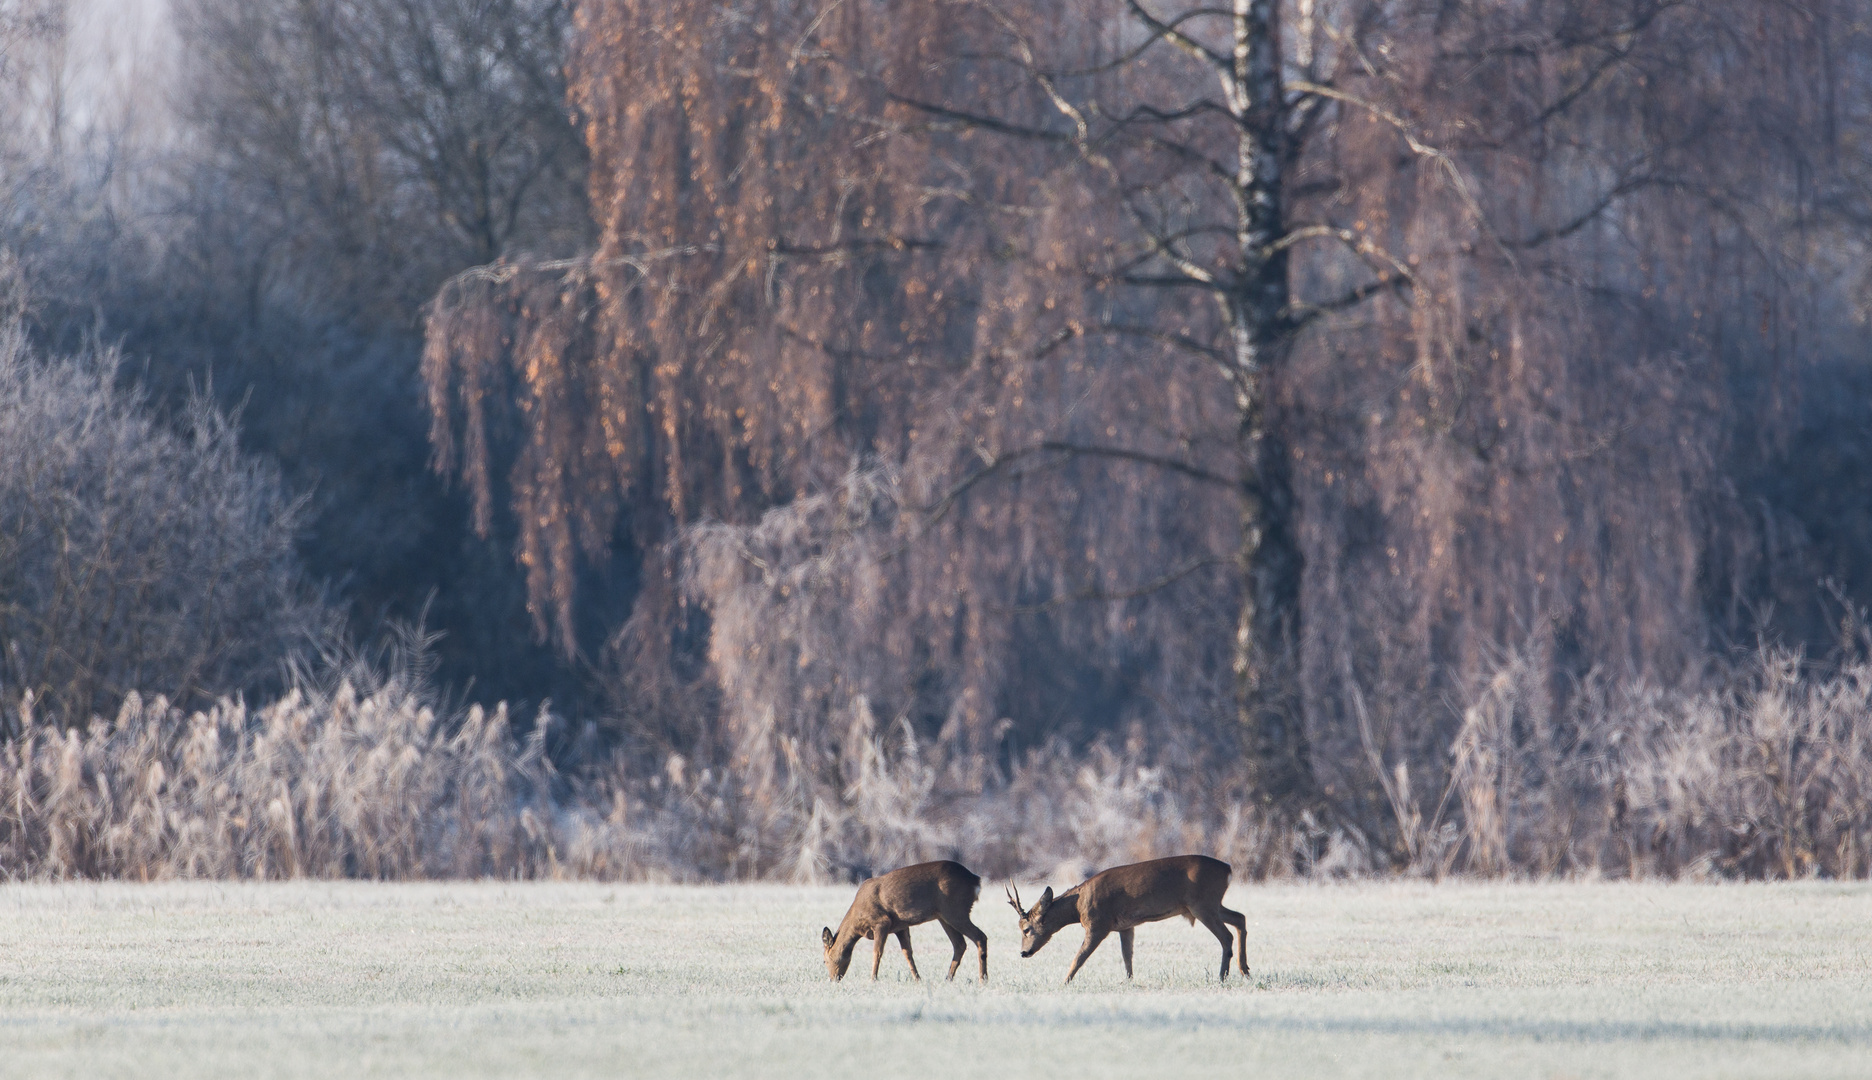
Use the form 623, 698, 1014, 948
1235, 417, 1311, 804
1228, 0, 1315, 807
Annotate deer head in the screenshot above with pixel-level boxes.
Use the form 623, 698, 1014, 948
821, 925, 854, 981
1007, 884, 1059, 957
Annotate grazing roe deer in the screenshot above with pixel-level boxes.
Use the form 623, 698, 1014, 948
821, 860, 989, 982
1008, 855, 1249, 983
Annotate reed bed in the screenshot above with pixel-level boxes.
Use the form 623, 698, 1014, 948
2, 644, 1870, 882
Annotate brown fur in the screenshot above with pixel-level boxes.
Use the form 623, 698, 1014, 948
822, 860, 988, 982
1010, 855, 1248, 983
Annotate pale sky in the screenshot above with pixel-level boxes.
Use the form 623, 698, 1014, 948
41, 0, 178, 149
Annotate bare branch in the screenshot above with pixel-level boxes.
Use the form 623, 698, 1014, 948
1124, 0, 1232, 72
1270, 223, 1416, 319
989, 4, 1238, 78
1287, 80, 1494, 242
1286, 275, 1410, 330
887, 93, 1073, 143
1505, 174, 1686, 249
773, 236, 942, 260
997, 557, 1229, 613
923, 439, 1239, 524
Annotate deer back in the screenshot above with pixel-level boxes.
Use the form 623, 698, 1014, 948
840, 860, 979, 935
873, 860, 979, 921
1078, 855, 1231, 928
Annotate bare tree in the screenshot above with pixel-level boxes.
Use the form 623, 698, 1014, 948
0, 0, 66, 158
174, 0, 589, 316
43, 0, 599, 707
849, 0, 1868, 819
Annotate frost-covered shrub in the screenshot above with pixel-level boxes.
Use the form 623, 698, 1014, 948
0, 657, 564, 880
0, 318, 334, 727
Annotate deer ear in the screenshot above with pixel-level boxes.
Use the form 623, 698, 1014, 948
1039, 887, 1053, 909
822, 927, 835, 947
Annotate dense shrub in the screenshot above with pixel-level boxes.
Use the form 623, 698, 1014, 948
0, 319, 334, 729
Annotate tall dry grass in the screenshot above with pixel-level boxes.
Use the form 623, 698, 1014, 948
5, 639, 1872, 882
0, 641, 1296, 882
0, 660, 567, 880
1427, 644, 1872, 880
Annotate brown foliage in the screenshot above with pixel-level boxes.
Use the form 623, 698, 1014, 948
423, 0, 1872, 869
425, 0, 963, 650
424, 0, 1237, 759
1284, 0, 1859, 815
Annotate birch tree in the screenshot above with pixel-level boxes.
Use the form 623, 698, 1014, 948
874, 0, 1864, 810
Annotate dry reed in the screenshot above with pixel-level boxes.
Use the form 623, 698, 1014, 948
5, 643, 1871, 882
1431, 644, 1872, 881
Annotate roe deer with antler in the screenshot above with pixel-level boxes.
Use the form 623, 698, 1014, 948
821, 860, 989, 982
1008, 855, 1249, 983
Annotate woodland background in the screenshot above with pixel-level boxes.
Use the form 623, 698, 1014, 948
4, 0, 1872, 882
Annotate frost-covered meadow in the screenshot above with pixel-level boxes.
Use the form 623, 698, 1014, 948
1, 881, 1869, 1078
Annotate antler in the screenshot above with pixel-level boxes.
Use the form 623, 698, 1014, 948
1006, 883, 1024, 915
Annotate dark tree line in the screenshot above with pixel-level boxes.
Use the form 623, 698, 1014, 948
3, 0, 600, 711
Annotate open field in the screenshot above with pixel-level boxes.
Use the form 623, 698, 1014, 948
1, 880, 1869, 1078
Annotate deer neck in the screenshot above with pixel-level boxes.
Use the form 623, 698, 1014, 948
1042, 889, 1083, 932
832, 913, 871, 962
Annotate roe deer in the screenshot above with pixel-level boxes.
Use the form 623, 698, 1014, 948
1008, 855, 1249, 983
821, 860, 989, 982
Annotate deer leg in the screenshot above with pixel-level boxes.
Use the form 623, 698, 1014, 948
1196, 910, 1233, 981
938, 919, 966, 981
870, 927, 889, 980
1220, 904, 1250, 977
1063, 926, 1110, 984
957, 916, 988, 982
896, 928, 921, 980
1118, 929, 1135, 979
